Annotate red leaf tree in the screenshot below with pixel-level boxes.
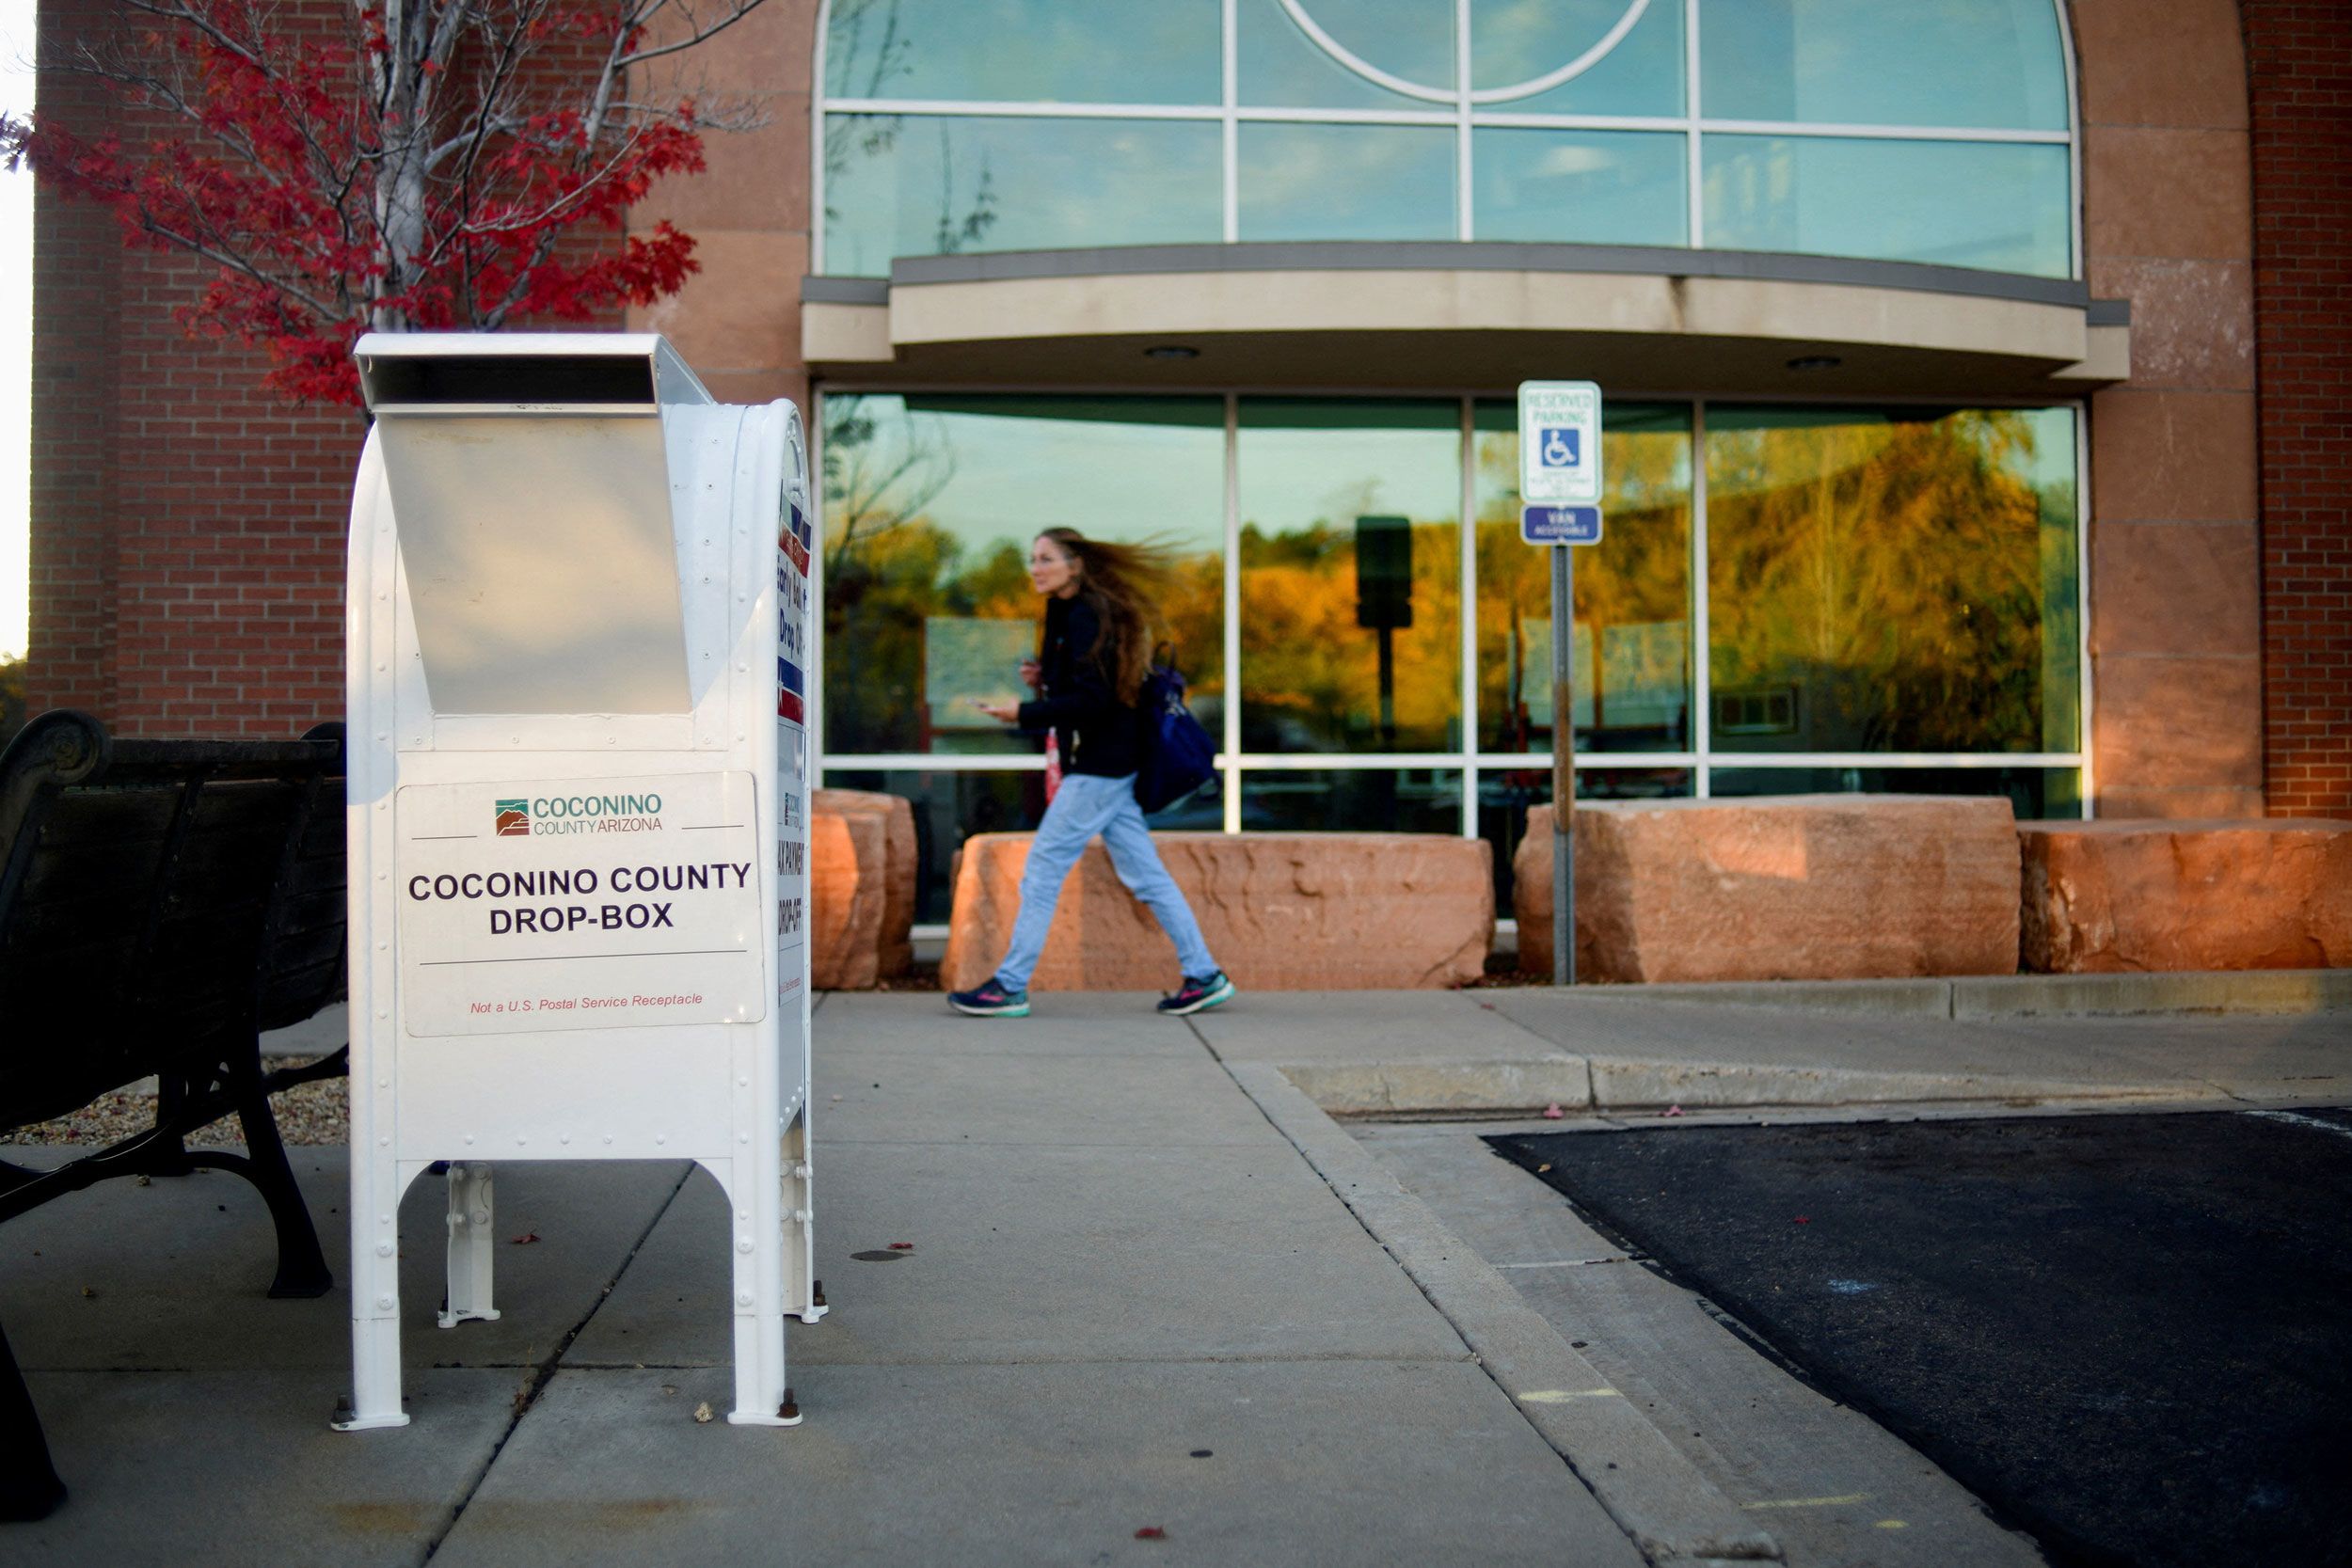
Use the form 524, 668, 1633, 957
4, 0, 766, 405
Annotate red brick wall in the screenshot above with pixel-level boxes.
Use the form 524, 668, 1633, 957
26, 0, 354, 736
24, 1, 120, 721
24, 0, 628, 739
2243, 0, 2352, 817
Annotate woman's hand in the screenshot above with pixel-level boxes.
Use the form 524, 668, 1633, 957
1018, 657, 1041, 690
972, 698, 1021, 723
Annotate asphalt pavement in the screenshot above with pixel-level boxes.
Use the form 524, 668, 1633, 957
2, 979, 2345, 1566
1491, 1106, 2352, 1567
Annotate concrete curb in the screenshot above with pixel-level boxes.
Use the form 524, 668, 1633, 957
1609, 968, 2352, 1019
1284, 1054, 2212, 1119
1224, 1058, 1783, 1566
1278, 1057, 1596, 1117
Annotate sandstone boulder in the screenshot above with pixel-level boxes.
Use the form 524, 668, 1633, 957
809, 807, 886, 990
942, 832, 1492, 991
1516, 796, 2019, 983
815, 787, 916, 978
2019, 818, 2352, 973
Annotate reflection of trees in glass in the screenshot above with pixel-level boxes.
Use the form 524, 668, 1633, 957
823, 1, 999, 251
822, 0, 912, 231
1240, 516, 1460, 752
1707, 409, 2056, 752
1476, 422, 1692, 751
821, 394, 963, 753
822, 397, 1226, 755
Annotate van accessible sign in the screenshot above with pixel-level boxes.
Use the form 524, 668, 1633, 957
395, 770, 766, 1037
1518, 380, 1603, 546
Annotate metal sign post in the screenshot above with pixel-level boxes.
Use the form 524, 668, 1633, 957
1518, 381, 1604, 988
337, 333, 821, 1433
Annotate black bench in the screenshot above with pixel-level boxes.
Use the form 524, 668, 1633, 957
0, 710, 349, 1521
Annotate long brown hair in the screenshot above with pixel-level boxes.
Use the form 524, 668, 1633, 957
1036, 528, 1181, 705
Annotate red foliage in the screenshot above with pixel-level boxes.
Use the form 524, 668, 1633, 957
4, 0, 712, 405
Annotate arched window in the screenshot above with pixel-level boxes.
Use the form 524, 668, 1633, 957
816, 0, 2076, 277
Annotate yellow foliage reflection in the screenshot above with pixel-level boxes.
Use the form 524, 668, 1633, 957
1706, 407, 2076, 754
1474, 407, 1693, 752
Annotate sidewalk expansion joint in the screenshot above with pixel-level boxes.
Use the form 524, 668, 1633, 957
417, 1161, 695, 1564
1188, 1020, 1783, 1566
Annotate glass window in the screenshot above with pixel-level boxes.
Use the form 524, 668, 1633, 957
825, 116, 1222, 277
1698, 0, 2069, 132
1704, 405, 2080, 757
1702, 135, 2071, 277
1237, 400, 1462, 754
823, 0, 1224, 105
821, 395, 1227, 757
1709, 766, 2081, 821
820, 2, 2075, 278
1472, 0, 1684, 117
1472, 129, 1686, 246
1240, 768, 1464, 833
1473, 402, 1692, 754
1239, 0, 1453, 110
1237, 122, 1457, 244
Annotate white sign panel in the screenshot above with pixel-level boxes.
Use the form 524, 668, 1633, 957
1518, 380, 1603, 507
395, 770, 766, 1036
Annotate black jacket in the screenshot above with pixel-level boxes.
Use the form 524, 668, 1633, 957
1017, 595, 1147, 779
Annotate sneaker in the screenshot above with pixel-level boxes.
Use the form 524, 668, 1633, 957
947, 978, 1029, 1018
1156, 971, 1235, 1016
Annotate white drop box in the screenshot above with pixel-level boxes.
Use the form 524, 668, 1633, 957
339, 333, 820, 1432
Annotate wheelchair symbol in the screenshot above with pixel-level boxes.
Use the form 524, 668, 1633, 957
1539, 428, 1581, 467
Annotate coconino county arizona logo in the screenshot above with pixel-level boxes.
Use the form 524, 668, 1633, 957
492, 793, 665, 839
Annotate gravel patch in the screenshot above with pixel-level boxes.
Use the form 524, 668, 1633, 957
1, 1062, 350, 1148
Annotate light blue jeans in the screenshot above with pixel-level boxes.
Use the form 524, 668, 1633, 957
993, 771, 1217, 993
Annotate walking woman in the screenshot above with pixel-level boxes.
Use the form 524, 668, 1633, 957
947, 528, 1235, 1019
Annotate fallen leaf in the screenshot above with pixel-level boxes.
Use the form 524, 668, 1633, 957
511, 1232, 541, 1245
693, 1402, 715, 1424
1135, 1527, 1168, 1541
1536, 1164, 1551, 1174
1542, 1103, 1565, 1119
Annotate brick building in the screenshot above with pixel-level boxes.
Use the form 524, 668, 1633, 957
24, 0, 2352, 914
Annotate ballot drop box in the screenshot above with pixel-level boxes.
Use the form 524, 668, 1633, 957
338, 333, 820, 1431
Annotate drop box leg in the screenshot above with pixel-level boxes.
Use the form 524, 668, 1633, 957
440, 1162, 501, 1328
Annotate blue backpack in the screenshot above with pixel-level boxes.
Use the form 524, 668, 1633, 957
1135, 660, 1217, 813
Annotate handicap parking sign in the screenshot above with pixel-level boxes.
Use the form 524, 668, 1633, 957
1518, 382, 1601, 506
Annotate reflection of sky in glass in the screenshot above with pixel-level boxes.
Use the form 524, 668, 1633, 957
1238, 123, 1455, 243
858, 398, 1225, 559
1703, 136, 2071, 277
1239, 0, 1450, 109
822, 0, 2073, 276
1474, 129, 1686, 245
827, 117, 1221, 277
1699, 0, 2068, 130
1472, 0, 1682, 116
1238, 403, 1462, 531
824, 0, 1222, 103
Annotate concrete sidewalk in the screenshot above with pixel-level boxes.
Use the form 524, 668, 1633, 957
1196, 978, 2352, 1116
5, 984, 2345, 1565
